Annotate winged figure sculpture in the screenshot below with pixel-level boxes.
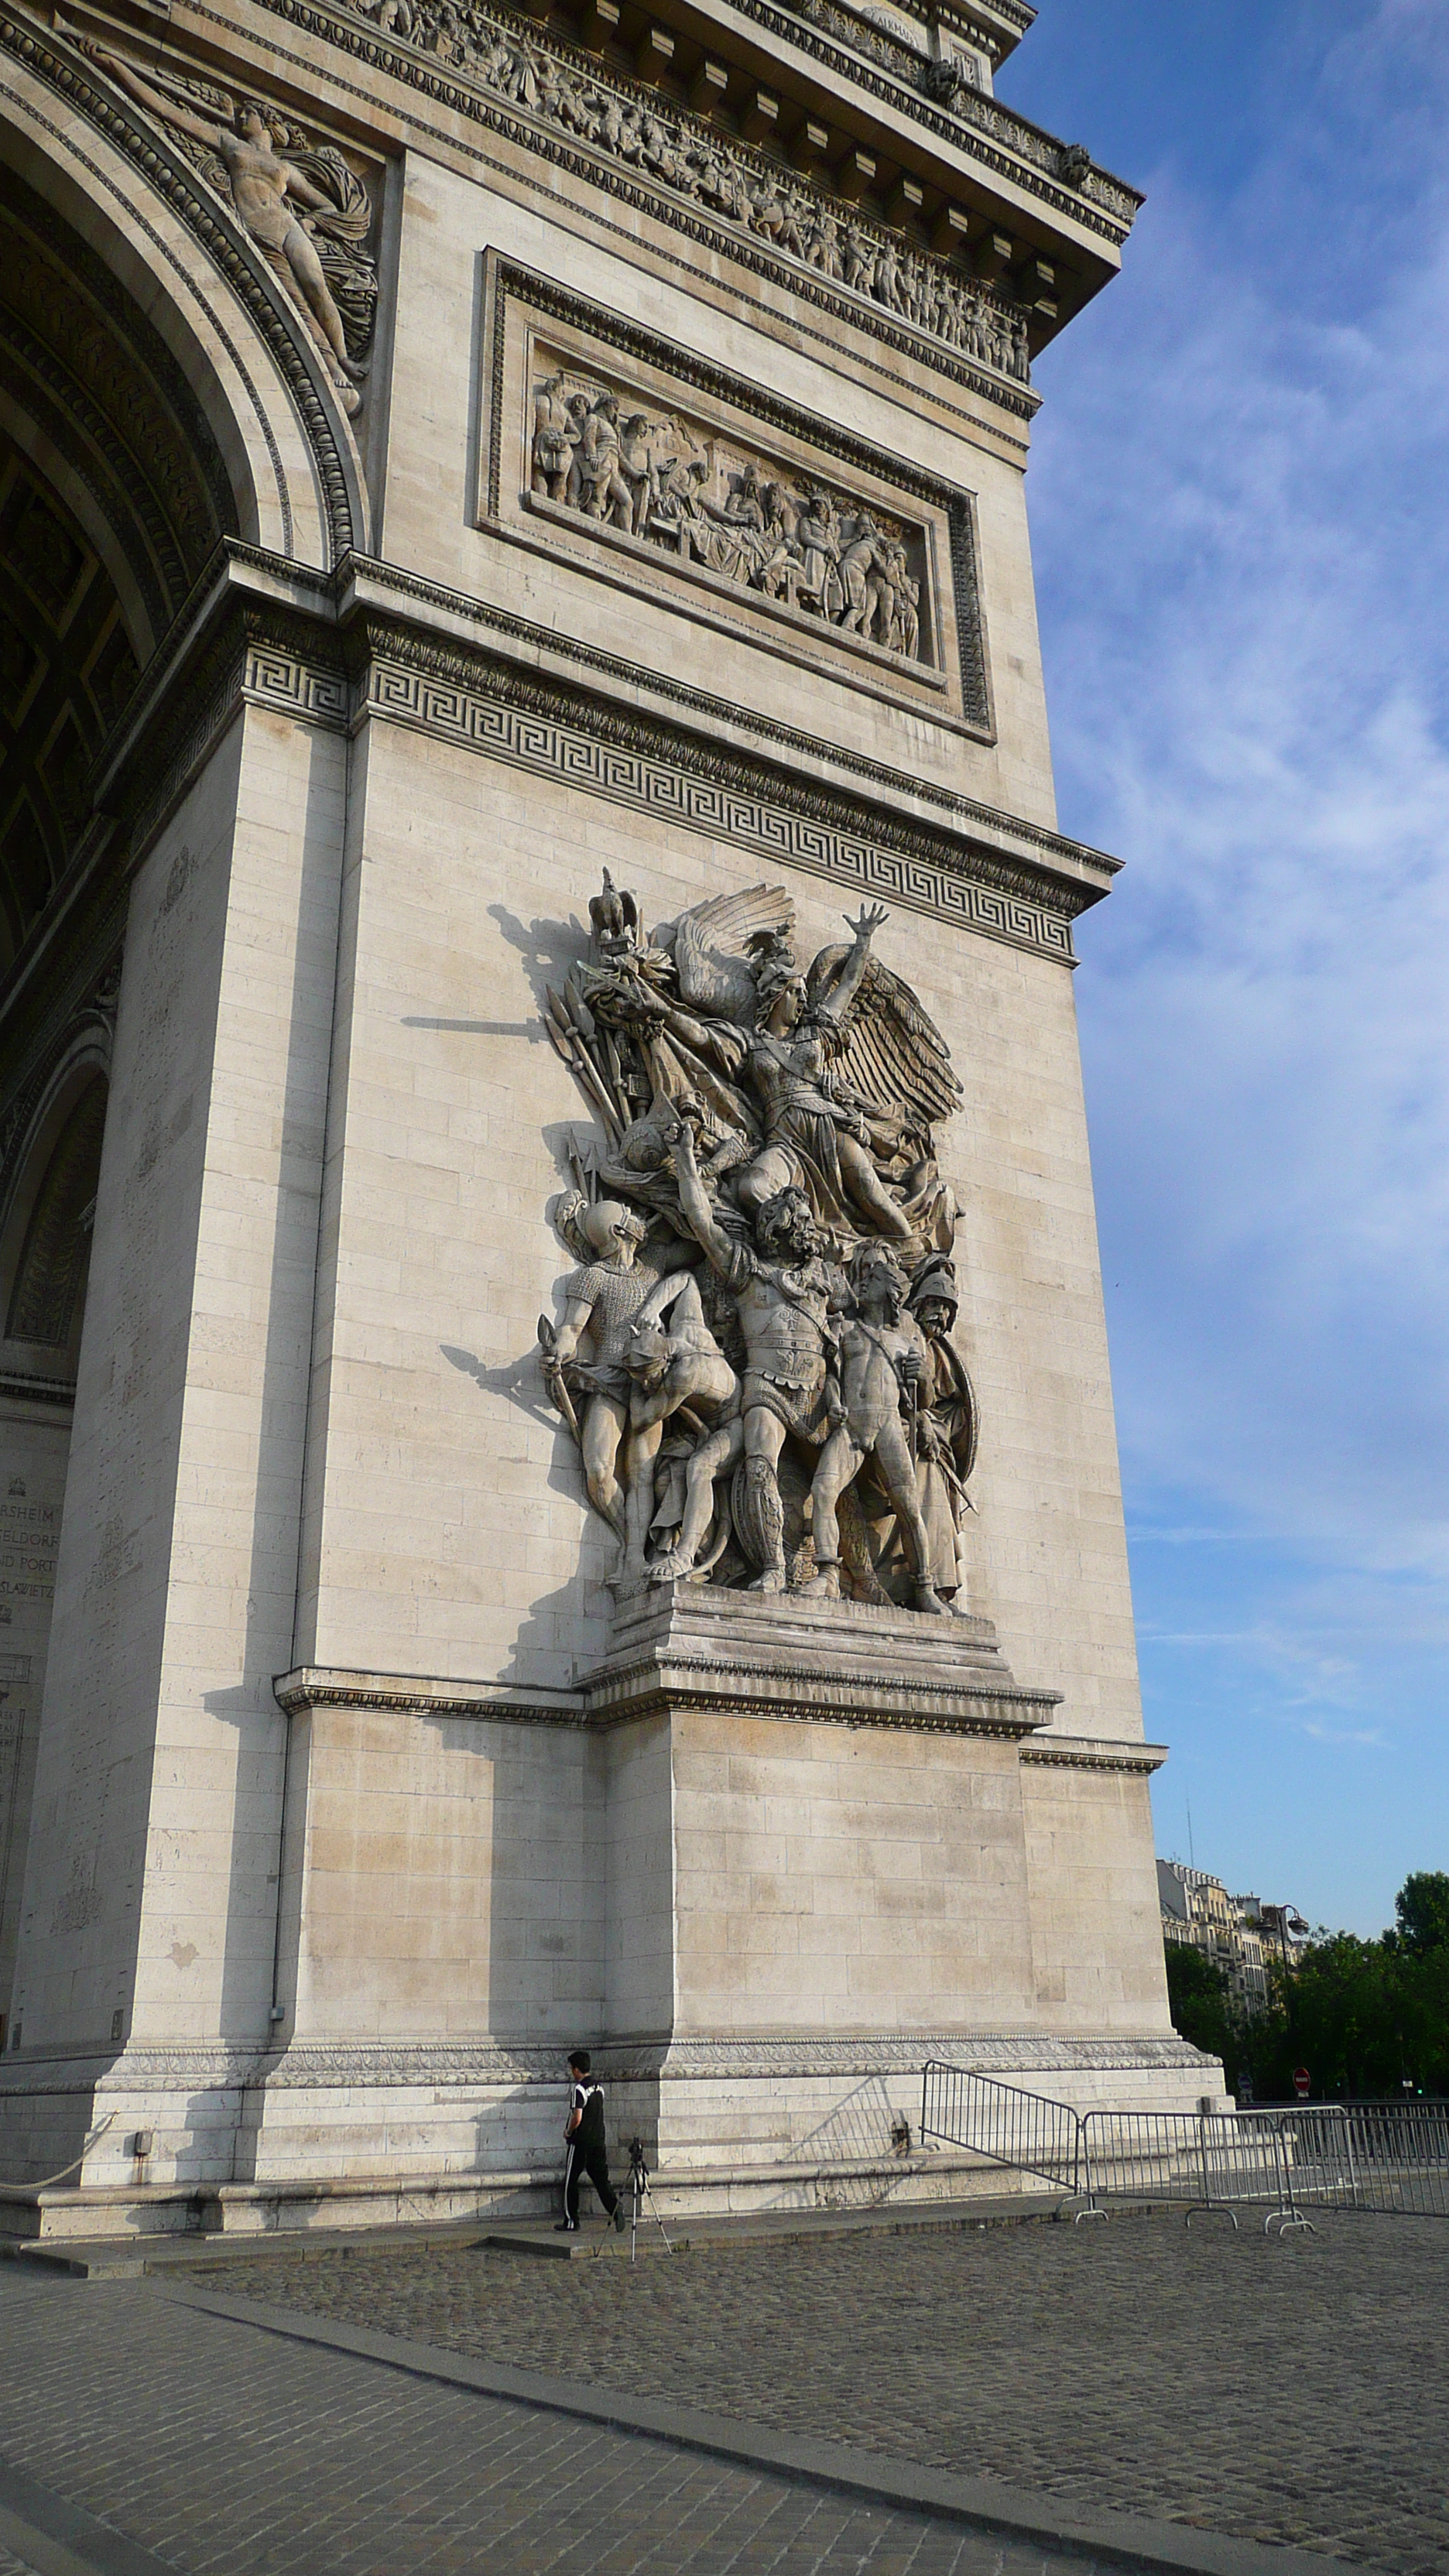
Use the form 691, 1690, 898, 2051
536, 872, 974, 1613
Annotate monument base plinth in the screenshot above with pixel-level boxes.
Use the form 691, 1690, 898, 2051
2, 2032, 1221, 2241
0, 1591, 1218, 2238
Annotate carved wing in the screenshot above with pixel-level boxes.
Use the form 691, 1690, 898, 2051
810, 946, 962, 1134
669, 884, 795, 1023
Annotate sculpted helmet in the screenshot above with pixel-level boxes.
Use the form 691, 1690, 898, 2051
908, 1254, 958, 1326
580, 1198, 647, 1259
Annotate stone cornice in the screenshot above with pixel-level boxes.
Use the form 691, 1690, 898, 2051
272, 1656, 1059, 1741
336, 558, 1118, 899
804, 0, 1035, 76
709, 0, 1139, 236
277, 1588, 1064, 1744
588, 1584, 1060, 1735
1020, 1735, 1167, 1776
75, 544, 1118, 969
348, 611, 1098, 958
183, 0, 1048, 409
0, 1369, 77, 1410
274, 1664, 589, 1725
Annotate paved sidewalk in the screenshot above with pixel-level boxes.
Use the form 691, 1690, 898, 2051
0, 2265, 1125, 2576
202, 2208, 1449, 2576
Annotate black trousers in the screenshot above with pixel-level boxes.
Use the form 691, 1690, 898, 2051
564, 2130, 618, 2225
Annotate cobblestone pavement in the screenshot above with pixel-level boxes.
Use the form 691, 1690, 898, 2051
205, 2210, 1449, 2576
0, 2264, 1105, 2576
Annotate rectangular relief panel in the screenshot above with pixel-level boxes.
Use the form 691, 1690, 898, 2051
478, 254, 993, 738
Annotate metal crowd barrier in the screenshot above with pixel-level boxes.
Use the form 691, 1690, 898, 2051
1078, 2108, 1300, 2232
920, 2063, 1085, 2201
1275, 2102, 1449, 2218
920, 2066, 1449, 2231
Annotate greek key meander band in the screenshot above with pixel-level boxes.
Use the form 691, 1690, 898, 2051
228, 644, 1076, 961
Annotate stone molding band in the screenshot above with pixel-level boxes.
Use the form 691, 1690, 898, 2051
0, 2030, 1211, 2094
582, 1655, 1057, 1736
358, 635, 1080, 961
0, 1371, 77, 1409
91, 549, 1118, 968
274, 1655, 1060, 1740
334, 560, 1115, 896
1020, 1735, 1167, 1776
273, 1664, 588, 1726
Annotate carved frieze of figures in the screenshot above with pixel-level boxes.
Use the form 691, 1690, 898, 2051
537, 874, 978, 1618
76, 43, 378, 415
338, 0, 1030, 386
529, 362, 927, 665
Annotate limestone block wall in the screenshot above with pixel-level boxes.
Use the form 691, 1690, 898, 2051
1022, 1759, 1173, 2031
293, 714, 1139, 1747
5, 697, 348, 2063
601, 1714, 675, 2042
375, 157, 1059, 833
666, 1712, 1036, 2041
276, 1701, 601, 2044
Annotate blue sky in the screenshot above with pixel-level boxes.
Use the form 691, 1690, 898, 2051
996, 2, 1449, 1934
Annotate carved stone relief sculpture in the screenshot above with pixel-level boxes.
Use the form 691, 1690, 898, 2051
340, 0, 1030, 386
529, 361, 928, 665
76, 43, 378, 415
538, 875, 978, 1615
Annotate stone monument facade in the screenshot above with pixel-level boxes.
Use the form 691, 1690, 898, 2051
0, 0, 1213, 2235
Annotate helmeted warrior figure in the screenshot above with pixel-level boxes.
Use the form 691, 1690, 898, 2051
803, 1242, 944, 1612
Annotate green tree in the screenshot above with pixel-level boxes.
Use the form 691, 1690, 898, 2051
1164, 1945, 1244, 2085
1392, 1872, 1449, 1958
1241, 1872, 1449, 2101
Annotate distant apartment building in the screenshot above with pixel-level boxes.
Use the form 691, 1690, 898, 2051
1157, 1862, 1307, 2009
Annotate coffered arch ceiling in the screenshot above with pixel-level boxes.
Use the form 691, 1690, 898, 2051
0, 165, 235, 976
4, 1070, 108, 1361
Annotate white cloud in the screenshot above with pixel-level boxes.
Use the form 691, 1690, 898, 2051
1029, 5, 1449, 1596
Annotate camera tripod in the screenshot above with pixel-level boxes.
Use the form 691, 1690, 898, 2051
625, 2137, 674, 2264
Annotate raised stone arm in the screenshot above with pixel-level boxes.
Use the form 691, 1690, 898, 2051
817, 903, 889, 1026
666, 1119, 735, 1279
77, 40, 225, 149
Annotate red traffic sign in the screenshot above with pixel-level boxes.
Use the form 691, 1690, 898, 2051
1293, 2067, 1311, 2099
